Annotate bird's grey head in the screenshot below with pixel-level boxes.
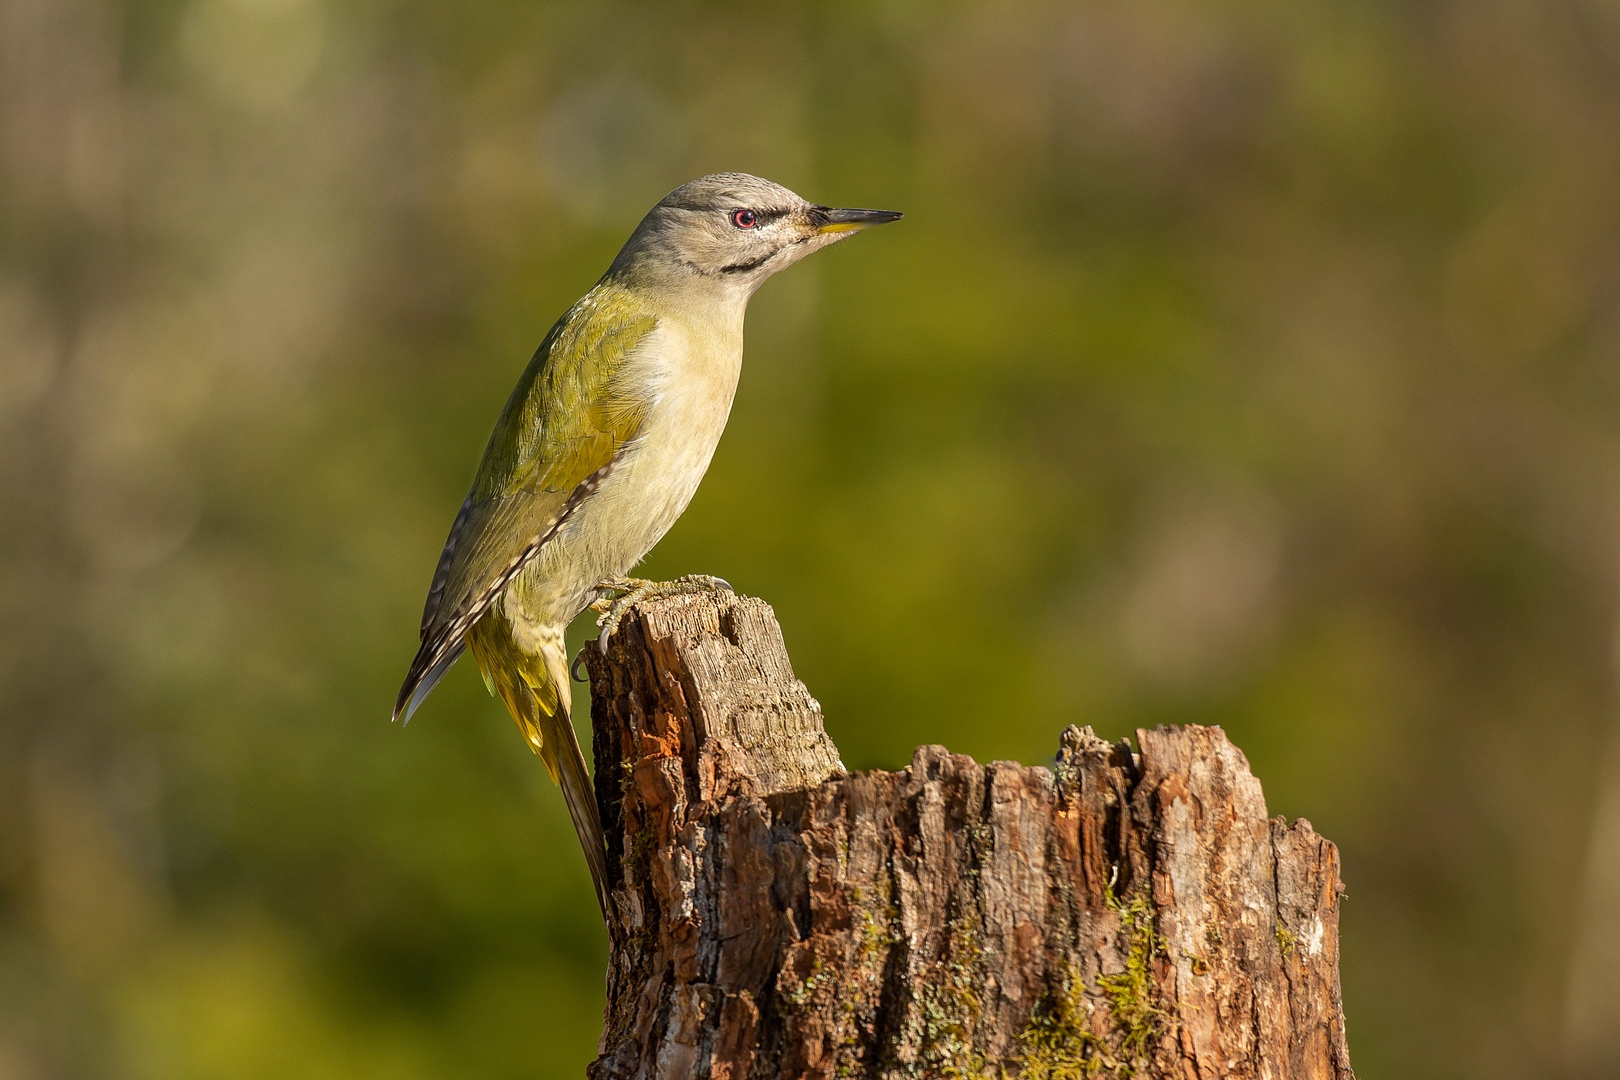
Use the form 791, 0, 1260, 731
609, 172, 901, 293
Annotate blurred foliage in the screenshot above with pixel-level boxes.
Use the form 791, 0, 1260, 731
4, 0, 1620, 1077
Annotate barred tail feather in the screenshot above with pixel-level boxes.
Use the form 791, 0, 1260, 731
551, 710, 609, 916
467, 620, 609, 916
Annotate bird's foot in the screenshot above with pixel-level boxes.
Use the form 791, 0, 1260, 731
590, 574, 733, 654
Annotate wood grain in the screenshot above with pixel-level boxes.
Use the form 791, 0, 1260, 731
585, 592, 1353, 1080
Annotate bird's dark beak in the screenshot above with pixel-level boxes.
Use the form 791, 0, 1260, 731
813, 206, 904, 235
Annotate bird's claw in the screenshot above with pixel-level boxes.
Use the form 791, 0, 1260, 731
591, 574, 736, 655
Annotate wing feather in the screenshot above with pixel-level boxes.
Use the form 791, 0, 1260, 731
395, 284, 657, 721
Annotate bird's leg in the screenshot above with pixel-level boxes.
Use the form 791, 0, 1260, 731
590, 574, 734, 653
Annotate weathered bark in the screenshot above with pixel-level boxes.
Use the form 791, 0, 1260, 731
585, 592, 1353, 1080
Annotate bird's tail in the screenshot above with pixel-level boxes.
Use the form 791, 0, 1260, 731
467, 615, 608, 916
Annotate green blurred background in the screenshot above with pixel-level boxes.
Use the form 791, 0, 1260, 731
4, 0, 1620, 1076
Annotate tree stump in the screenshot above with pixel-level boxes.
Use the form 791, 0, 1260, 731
584, 593, 1353, 1080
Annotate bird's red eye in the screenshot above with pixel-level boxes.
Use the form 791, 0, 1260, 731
731, 209, 757, 229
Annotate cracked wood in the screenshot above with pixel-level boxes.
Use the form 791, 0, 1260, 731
585, 592, 1353, 1080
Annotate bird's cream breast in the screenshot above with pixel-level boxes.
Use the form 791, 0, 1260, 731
511, 313, 744, 624
610, 317, 742, 541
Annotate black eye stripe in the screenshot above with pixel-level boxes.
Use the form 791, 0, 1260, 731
727, 207, 790, 228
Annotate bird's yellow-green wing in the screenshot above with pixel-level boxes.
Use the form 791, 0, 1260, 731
395, 283, 657, 721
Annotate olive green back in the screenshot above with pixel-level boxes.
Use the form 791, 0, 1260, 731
419, 281, 657, 640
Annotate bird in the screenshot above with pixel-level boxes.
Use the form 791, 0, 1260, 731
394, 173, 901, 913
